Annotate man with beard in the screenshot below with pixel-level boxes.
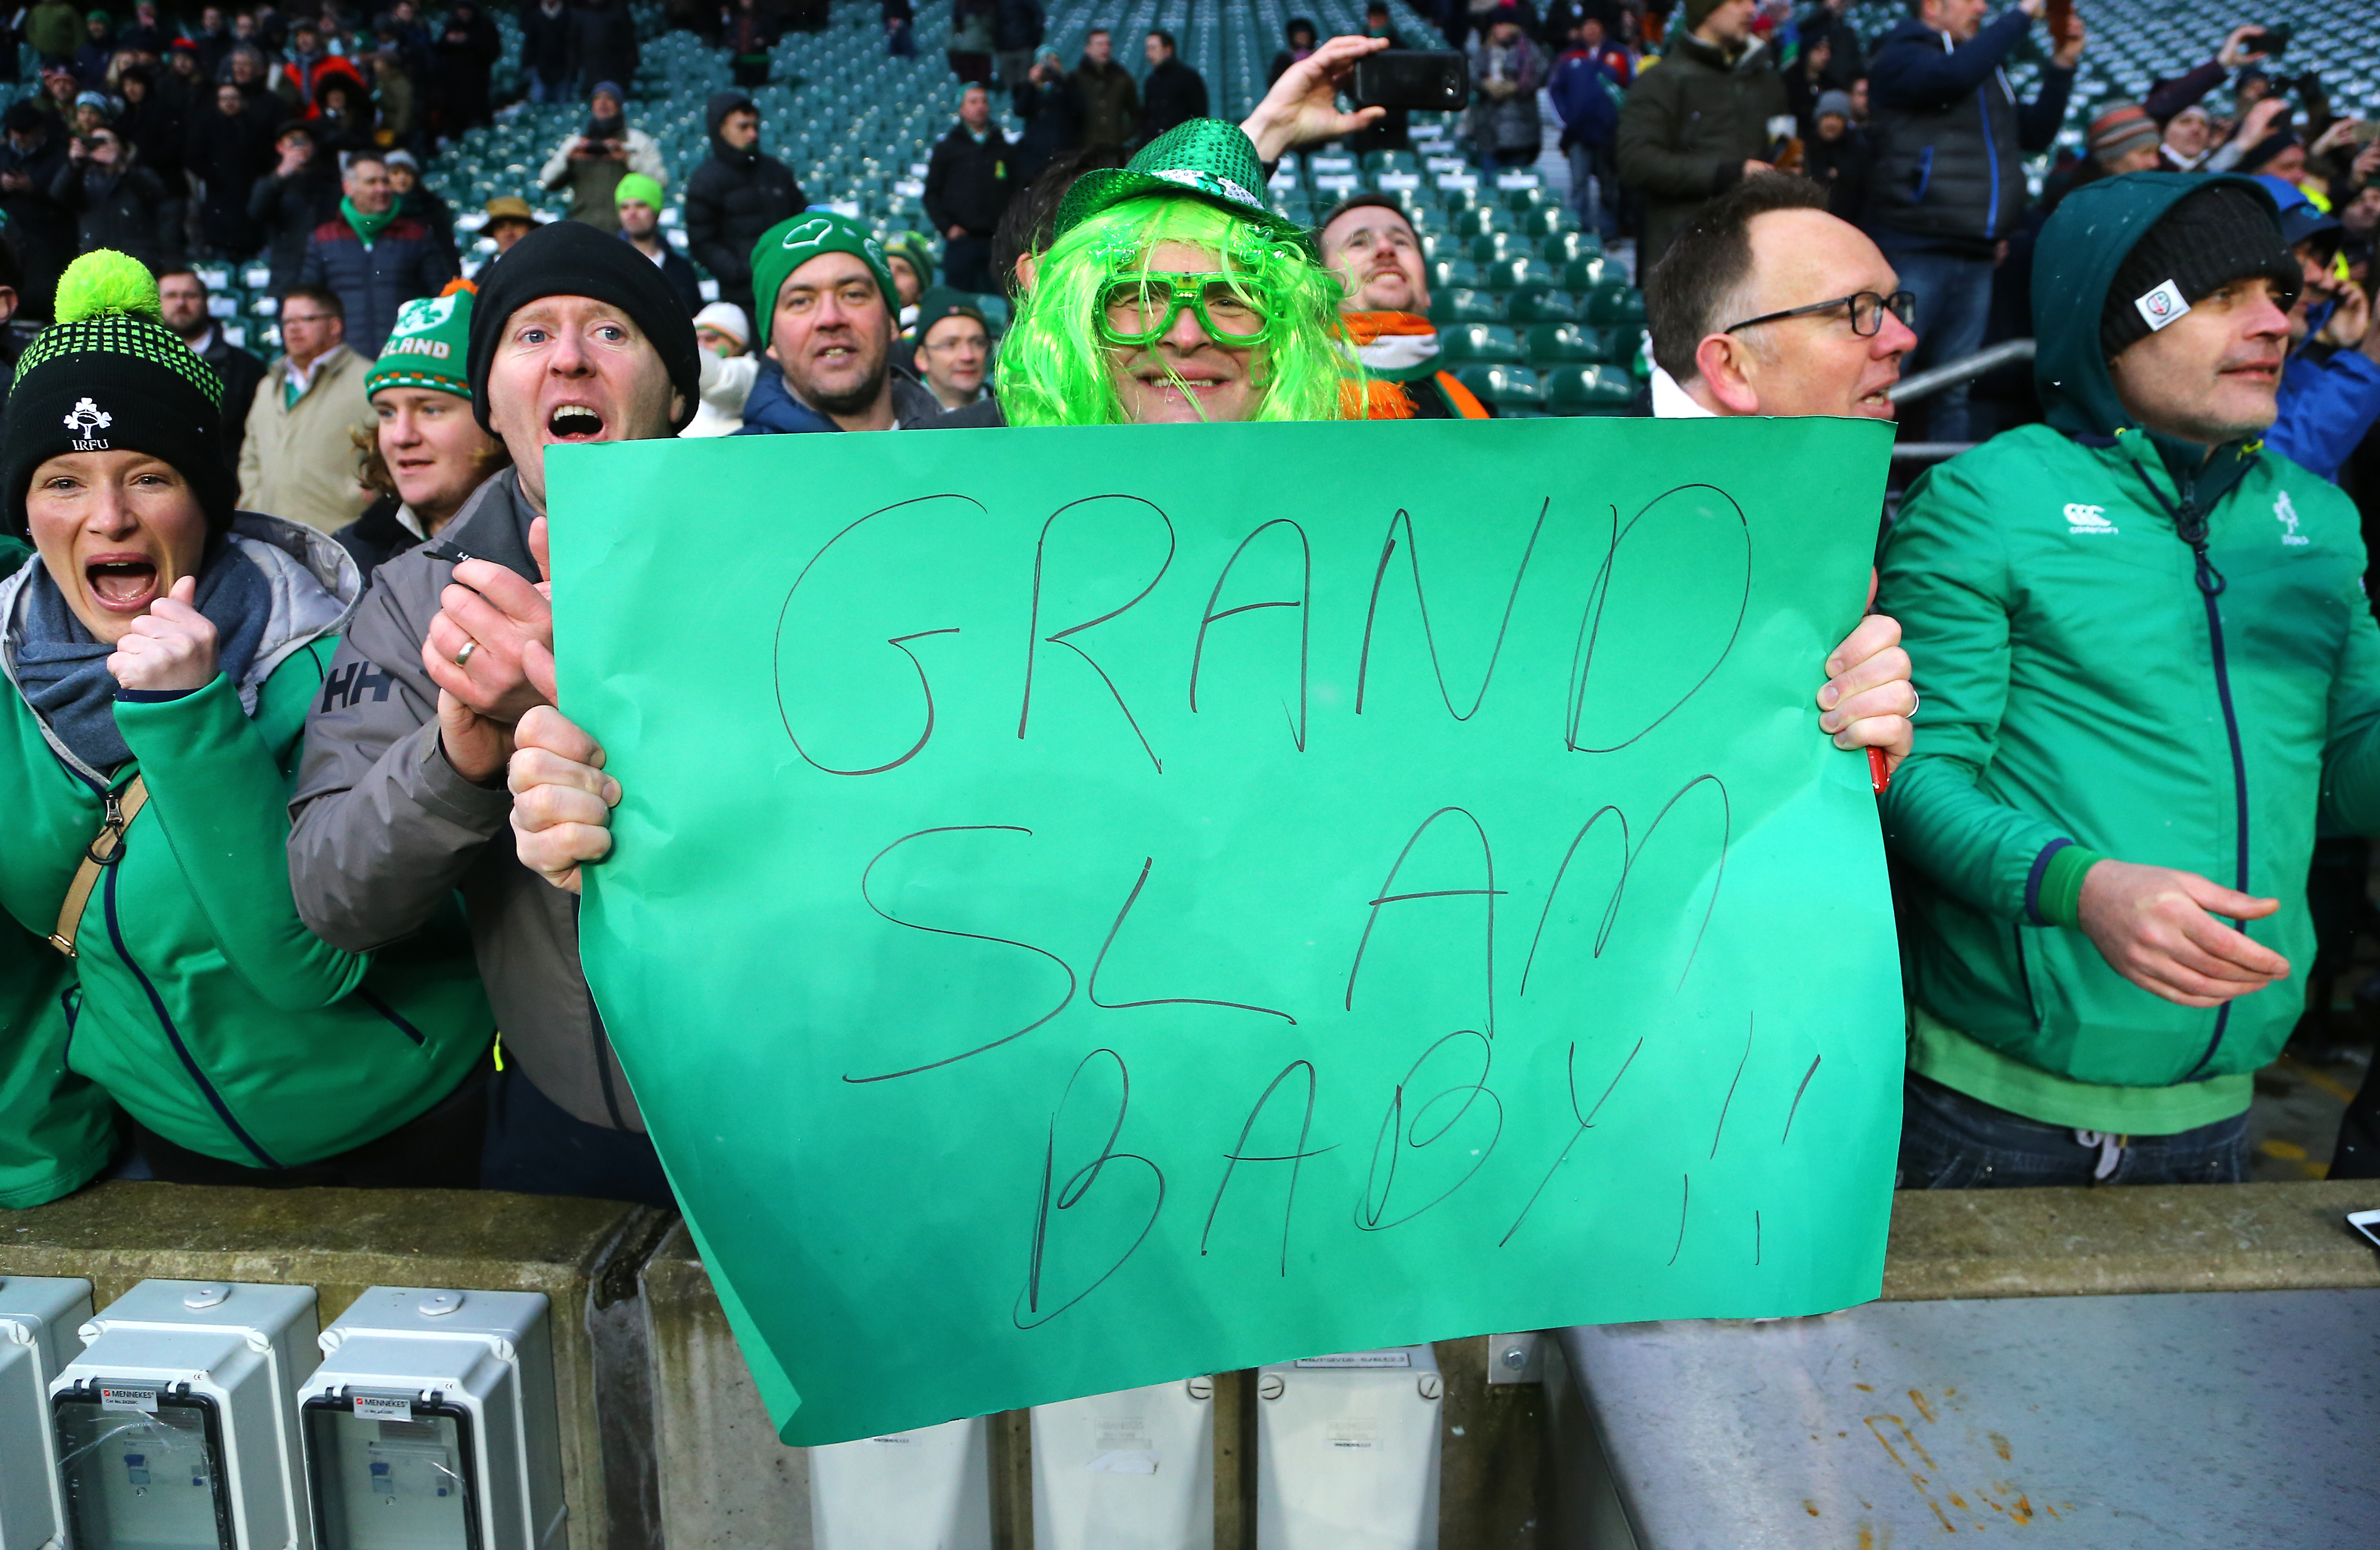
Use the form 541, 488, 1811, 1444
1317, 193, 1493, 418
733, 210, 944, 433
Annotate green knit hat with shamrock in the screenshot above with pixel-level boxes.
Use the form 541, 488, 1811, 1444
1055, 118, 1312, 252
366, 281, 476, 400
748, 210, 900, 351
5, 251, 232, 536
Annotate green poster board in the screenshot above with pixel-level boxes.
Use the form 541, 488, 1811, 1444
551, 414, 1902, 1446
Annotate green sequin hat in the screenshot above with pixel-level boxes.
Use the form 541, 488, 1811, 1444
1055, 118, 1313, 253
367, 281, 475, 400
5, 251, 233, 536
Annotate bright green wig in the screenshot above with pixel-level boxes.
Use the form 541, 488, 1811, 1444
1000, 194, 1354, 427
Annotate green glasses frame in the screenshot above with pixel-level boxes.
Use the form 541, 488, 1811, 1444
1095, 273, 1279, 347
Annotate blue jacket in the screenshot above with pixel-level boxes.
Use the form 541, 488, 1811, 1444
732, 366, 948, 433
2267, 317, 2380, 486
294, 212, 457, 359
1547, 48, 1621, 151
1861, 12, 2073, 252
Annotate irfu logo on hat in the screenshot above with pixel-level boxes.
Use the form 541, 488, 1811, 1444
63, 396, 112, 449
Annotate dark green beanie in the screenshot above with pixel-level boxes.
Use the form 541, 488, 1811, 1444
749, 211, 900, 351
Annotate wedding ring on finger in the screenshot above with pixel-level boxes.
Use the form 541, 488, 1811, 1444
1907, 690, 1920, 721
455, 639, 479, 668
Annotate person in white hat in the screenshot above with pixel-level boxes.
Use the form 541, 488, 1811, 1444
683, 300, 758, 437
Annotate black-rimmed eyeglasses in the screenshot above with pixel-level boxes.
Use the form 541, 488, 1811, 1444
1724, 290, 1917, 337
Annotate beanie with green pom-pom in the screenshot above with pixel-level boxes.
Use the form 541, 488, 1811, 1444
5, 251, 233, 538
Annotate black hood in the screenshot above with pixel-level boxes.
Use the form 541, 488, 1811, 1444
706, 88, 756, 161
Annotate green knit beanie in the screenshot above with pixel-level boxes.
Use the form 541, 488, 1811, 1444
366, 282, 475, 400
614, 171, 665, 211
749, 211, 900, 351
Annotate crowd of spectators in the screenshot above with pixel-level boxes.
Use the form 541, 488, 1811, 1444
0, 5, 2377, 1211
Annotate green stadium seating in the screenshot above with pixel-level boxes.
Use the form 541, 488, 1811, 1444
1453, 363, 1545, 409
1438, 324, 1527, 363
1428, 289, 1503, 324
1504, 291, 1582, 323
1543, 364, 1637, 415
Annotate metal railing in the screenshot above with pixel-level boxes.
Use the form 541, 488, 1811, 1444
1891, 337, 2036, 404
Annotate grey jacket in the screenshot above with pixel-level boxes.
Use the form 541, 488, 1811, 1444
286, 468, 643, 1132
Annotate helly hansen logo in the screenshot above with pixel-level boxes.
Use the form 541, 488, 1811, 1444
2276, 489, 2309, 547
319, 660, 398, 712
2064, 502, 2116, 535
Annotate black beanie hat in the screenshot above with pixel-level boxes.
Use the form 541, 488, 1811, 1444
2101, 179, 2301, 361
467, 218, 703, 435
4, 251, 232, 538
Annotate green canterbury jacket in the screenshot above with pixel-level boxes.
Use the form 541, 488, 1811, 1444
0, 517, 490, 1169
0, 535, 116, 1208
1879, 172, 2380, 1098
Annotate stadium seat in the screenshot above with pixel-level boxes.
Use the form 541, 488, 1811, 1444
1543, 364, 1637, 415
1504, 290, 1582, 323
1427, 257, 1484, 292
1561, 255, 1610, 291
1585, 283, 1649, 326
1468, 231, 1524, 263
1516, 206, 1580, 238
1453, 362, 1545, 409
1478, 255, 1559, 295
1428, 288, 1504, 324
1524, 323, 1605, 364
1438, 323, 1527, 363
1545, 232, 1603, 266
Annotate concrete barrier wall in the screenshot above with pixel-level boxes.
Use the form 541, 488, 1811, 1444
10, 1178, 2376, 1550
0, 1181, 669, 1550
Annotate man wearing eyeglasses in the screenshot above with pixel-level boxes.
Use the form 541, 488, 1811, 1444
1643, 173, 1917, 420
733, 210, 947, 434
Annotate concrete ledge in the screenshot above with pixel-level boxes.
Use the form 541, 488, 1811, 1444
0, 1180, 663, 1550
1882, 1180, 2380, 1300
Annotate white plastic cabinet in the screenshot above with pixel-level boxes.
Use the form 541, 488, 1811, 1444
50, 1280, 320, 1550
1255, 1346, 1442, 1550
0, 1277, 92, 1550
808, 1418, 991, 1550
1029, 1378, 1215, 1550
299, 1288, 565, 1550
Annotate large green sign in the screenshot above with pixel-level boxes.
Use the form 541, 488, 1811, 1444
552, 415, 1902, 1446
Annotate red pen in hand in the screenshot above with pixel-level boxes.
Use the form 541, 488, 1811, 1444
1867, 746, 1889, 794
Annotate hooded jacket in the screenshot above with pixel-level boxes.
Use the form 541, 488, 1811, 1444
683, 90, 806, 312
1878, 173, 2380, 1131
0, 516, 490, 1169
1613, 30, 1787, 264
289, 468, 643, 1134
0, 532, 117, 1208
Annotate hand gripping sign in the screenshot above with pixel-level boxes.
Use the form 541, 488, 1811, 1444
550, 414, 1903, 1445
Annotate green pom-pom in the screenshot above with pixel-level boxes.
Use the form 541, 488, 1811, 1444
54, 251, 161, 326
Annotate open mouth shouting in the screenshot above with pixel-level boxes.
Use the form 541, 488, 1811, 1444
547, 403, 606, 441
83, 551, 166, 615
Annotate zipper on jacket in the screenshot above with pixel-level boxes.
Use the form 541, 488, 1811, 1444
355, 987, 426, 1046
2137, 462, 2249, 1078
102, 845, 282, 1168
1978, 94, 2000, 235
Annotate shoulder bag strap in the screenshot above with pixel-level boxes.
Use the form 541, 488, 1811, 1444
48, 775, 149, 959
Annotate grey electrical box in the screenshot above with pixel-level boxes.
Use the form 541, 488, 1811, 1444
0, 1277, 92, 1550
50, 1280, 320, 1550
298, 1288, 564, 1550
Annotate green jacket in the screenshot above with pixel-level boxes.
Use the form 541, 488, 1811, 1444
0, 538, 116, 1208
1879, 173, 2380, 1116
0, 518, 490, 1170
